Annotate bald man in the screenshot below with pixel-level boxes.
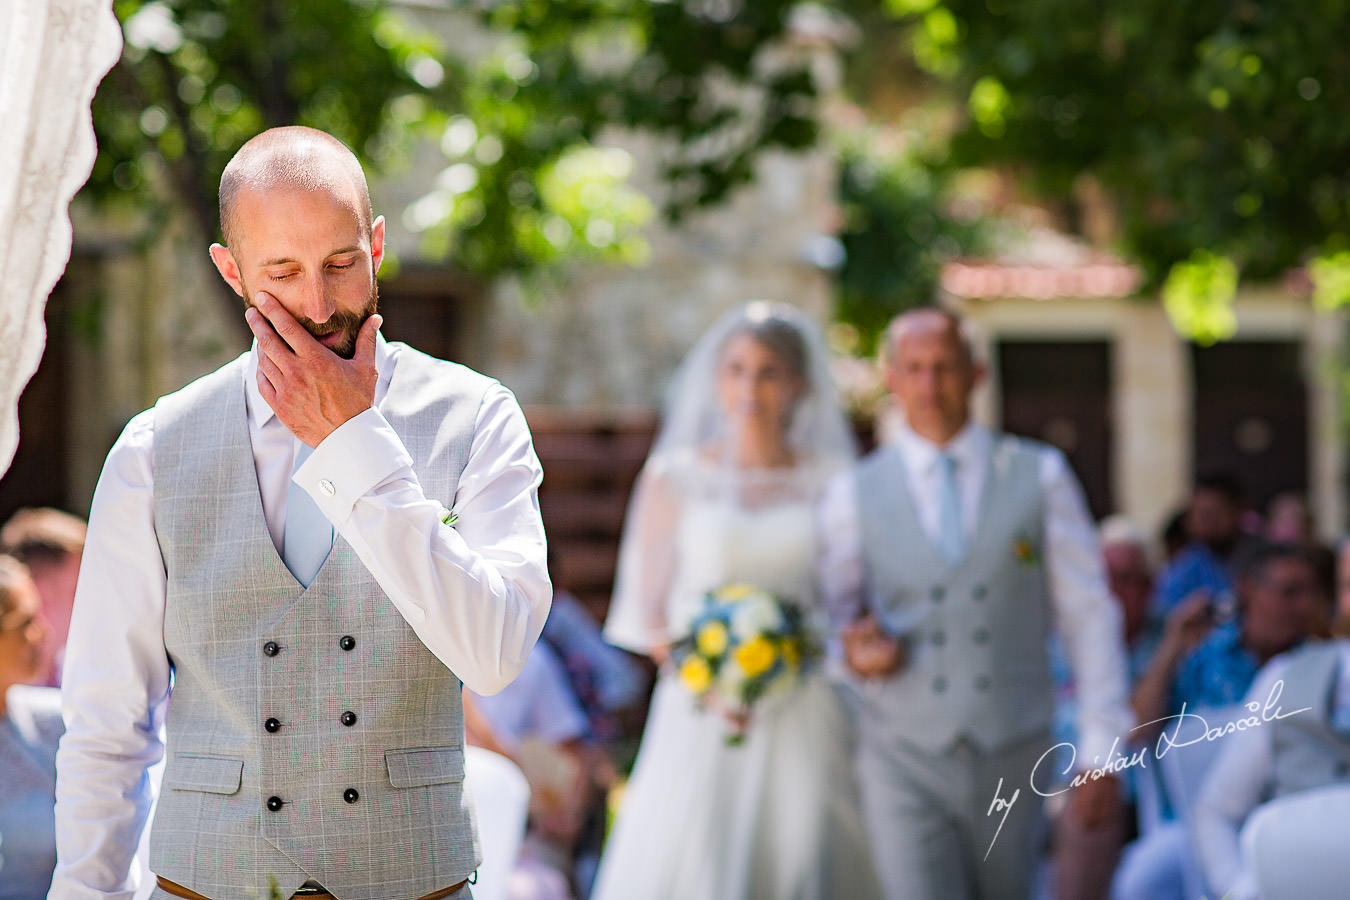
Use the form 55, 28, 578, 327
51, 127, 551, 900
818, 308, 1134, 899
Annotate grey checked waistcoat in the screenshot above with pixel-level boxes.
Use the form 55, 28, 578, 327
856, 436, 1053, 754
148, 344, 489, 900
1271, 643, 1350, 798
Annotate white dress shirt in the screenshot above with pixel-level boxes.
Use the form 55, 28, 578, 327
1193, 640, 1350, 900
818, 421, 1134, 768
52, 335, 551, 899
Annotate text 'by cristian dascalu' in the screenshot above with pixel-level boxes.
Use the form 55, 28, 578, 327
982, 677, 1311, 860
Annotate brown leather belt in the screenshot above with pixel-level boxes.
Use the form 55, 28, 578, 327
156, 875, 468, 900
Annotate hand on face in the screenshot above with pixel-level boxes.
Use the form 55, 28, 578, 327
246, 290, 380, 447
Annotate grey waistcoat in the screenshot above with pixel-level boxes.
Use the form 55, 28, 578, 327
148, 344, 489, 900
856, 436, 1052, 754
1271, 643, 1350, 798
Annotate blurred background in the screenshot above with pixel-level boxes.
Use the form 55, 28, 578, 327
6, 0, 1350, 622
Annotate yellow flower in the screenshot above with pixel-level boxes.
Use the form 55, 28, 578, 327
733, 636, 777, 678
696, 621, 730, 657
717, 583, 758, 602
781, 639, 800, 671
680, 656, 714, 694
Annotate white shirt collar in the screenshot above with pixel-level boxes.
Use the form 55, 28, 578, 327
893, 419, 991, 479
244, 331, 396, 430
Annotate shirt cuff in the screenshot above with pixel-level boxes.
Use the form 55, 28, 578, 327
298, 407, 413, 522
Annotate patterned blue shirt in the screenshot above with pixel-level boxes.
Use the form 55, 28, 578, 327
1153, 542, 1233, 616
1171, 621, 1262, 713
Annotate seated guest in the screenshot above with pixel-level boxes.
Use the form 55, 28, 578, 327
539, 554, 646, 746
1134, 541, 1321, 743
0, 555, 63, 900
1263, 491, 1336, 627
536, 563, 647, 897
1, 507, 86, 686
1193, 535, 1350, 900
1115, 541, 1321, 900
1048, 516, 1158, 899
468, 640, 595, 900
1153, 473, 1253, 616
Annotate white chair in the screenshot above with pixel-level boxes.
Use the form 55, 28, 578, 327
465, 745, 531, 900
1241, 784, 1350, 900
1156, 704, 1240, 900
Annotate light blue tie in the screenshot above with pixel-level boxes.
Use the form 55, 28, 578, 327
936, 451, 965, 563
283, 442, 332, 587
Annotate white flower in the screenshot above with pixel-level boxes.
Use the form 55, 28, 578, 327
729, 592, 784, 641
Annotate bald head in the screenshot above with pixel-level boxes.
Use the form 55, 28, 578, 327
883, 307, 982, 444
219, 126, 372, 249
883, 307, 976, 368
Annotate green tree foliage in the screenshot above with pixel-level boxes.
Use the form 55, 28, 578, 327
875, 0, 1350, 334
86, 0, 820, 285
834, 138, 985, 353
89, 0, 438, 247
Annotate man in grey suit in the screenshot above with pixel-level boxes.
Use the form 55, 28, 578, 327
51, 127, 551, 900
819, 308, 1134, 900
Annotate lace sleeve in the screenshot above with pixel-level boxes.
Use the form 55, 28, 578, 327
603, 456, 683, 655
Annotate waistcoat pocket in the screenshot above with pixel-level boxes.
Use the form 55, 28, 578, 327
386, 746, 466, 787
165, 754, 245, 794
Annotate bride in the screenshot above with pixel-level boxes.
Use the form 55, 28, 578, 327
592, 302, 881, 900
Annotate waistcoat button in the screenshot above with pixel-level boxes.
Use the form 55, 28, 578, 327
975, 675, 991, 691
264, 717, 281, 733
973, 628, 990, 644
339, 635, 356, 651
341, 711, 357, 727
343, 788, 359, 804
266, 796, 284, 812
932, 677, 947, 693
263, 641, 280, 657
973, 584, 988, 600
931, 630, 946, 646
931, 586, 945, 602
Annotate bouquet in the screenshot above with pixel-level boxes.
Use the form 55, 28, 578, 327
671, 583, 823, 745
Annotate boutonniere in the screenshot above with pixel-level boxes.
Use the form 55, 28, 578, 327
440, 508, 459, 527
1012, 534, 1040, 566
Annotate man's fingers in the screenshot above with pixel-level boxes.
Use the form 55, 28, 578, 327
256, 348, 285, 387
256, 368, 278, 406
255, 291, 320, 356
355, 314, 381, 366
246, 306, 289, 362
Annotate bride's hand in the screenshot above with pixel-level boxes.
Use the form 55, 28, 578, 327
842, 615, 907, 679
649, 643, 672, 668
705, 691, 752, 736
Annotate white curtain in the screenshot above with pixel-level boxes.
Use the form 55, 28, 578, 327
0, 1, 123, 478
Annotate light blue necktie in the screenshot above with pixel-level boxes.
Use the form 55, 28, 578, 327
283, 442, 332, 587
936, 451, 965, 563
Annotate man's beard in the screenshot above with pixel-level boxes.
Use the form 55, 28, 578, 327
244, 282, 379, 359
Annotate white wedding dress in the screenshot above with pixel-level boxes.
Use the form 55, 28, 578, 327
594, 456, 882, 900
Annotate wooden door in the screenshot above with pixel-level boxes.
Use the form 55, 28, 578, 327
997, 339, 1114, 519
1190, 340, 1306, 513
